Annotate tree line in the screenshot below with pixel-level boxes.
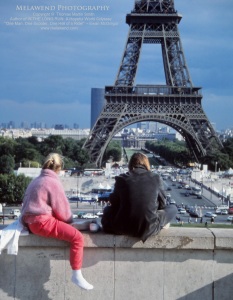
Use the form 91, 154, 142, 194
0, 135, 122, 204
145, 138, 233, 171
1, 133, 232, 204
0, 135, 89, 173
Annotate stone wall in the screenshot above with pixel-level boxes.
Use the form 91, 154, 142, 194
0, 228, 233, 300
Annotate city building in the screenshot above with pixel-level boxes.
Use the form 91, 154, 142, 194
91, 88, 105, 129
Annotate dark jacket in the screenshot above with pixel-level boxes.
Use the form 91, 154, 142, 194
101, 165, 167, 242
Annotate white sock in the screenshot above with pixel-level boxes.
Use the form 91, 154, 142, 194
162, 223, 170, 229
71, 270, 93, 290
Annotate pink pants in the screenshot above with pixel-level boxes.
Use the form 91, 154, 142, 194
23, 215, 84, 270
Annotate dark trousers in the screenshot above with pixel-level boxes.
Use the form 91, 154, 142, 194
102, 204, 178, 236
157, 204, 178, 228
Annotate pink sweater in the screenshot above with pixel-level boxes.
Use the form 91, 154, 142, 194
21, 169, 72, 223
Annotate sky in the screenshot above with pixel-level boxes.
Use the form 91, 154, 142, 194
0, 0, 233, 131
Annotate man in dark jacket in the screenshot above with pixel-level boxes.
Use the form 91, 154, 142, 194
101, 153, 177, 242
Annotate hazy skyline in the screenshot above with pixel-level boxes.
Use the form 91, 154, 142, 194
1, 0, 233, 130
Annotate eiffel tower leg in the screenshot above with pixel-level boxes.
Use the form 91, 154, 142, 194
83, 98, 128, 166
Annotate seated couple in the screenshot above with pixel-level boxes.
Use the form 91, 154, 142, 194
20, 152, 176, 291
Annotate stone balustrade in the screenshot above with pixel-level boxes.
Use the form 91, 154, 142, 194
0, 228, 233, 300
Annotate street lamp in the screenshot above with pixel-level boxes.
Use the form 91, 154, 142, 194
2, 203, 6, 225
210, 180, 213, 201
215, 162, 218, 173
76, 175, 79, 208
222, 183, 226, 204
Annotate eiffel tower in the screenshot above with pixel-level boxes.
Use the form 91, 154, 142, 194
83, 0, 222, 166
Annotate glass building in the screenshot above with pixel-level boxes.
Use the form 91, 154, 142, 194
91, 88, 105, 129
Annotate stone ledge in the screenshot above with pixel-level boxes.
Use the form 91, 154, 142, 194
211, 228, 233, 249
2, 227, 233, 300
17, 227, 233, 250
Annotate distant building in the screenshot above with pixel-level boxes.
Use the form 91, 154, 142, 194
148, 122, 158, 132
31, 128, 90, 140
54, 124, 65, 130
17, 168, 66, 178
17, 168, 41, 178
8, 121, 15, 129
219, 128, 233, 142
91, 88, 105, 129
20, 121, 30, 129
31, 122, 47, 129
137, 122, 148, 131
0, 129, 32, 139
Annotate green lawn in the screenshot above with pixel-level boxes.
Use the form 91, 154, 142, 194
124, 149, 137, 161
124, 148, 159, 166
172, 223, 233, 229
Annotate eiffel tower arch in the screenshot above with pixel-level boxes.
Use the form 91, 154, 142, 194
83, 0, 222, 166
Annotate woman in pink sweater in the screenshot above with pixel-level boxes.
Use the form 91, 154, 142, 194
21, 153, 93, 290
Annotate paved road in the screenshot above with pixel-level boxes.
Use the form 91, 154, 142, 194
69, 175, 232, 225
163, 177, 231, 224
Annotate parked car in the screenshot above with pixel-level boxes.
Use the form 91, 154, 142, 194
96, 211, 103, 216
79, 195, 97, 203
217, 205, 229, 210
169, 199, 176, 205
216, 209, 228, 215
220, 209, 228, 215
185, 205, 192, 213
98, 192, 112, 202
227, 216, 233, 222
189, 210, 200, 218
69, 196, 79, 202
178, 208, 186, 214
205, 212, 217, 218
81, 213, 99, 219
77, 212, 86, 218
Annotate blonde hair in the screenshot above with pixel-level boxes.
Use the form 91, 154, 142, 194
128, 152, 150, 171
42, 153, 64, 172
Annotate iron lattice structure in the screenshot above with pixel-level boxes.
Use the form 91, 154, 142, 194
83, 0, 222, 166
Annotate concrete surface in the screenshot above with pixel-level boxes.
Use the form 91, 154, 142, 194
0, 228, 233, 300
